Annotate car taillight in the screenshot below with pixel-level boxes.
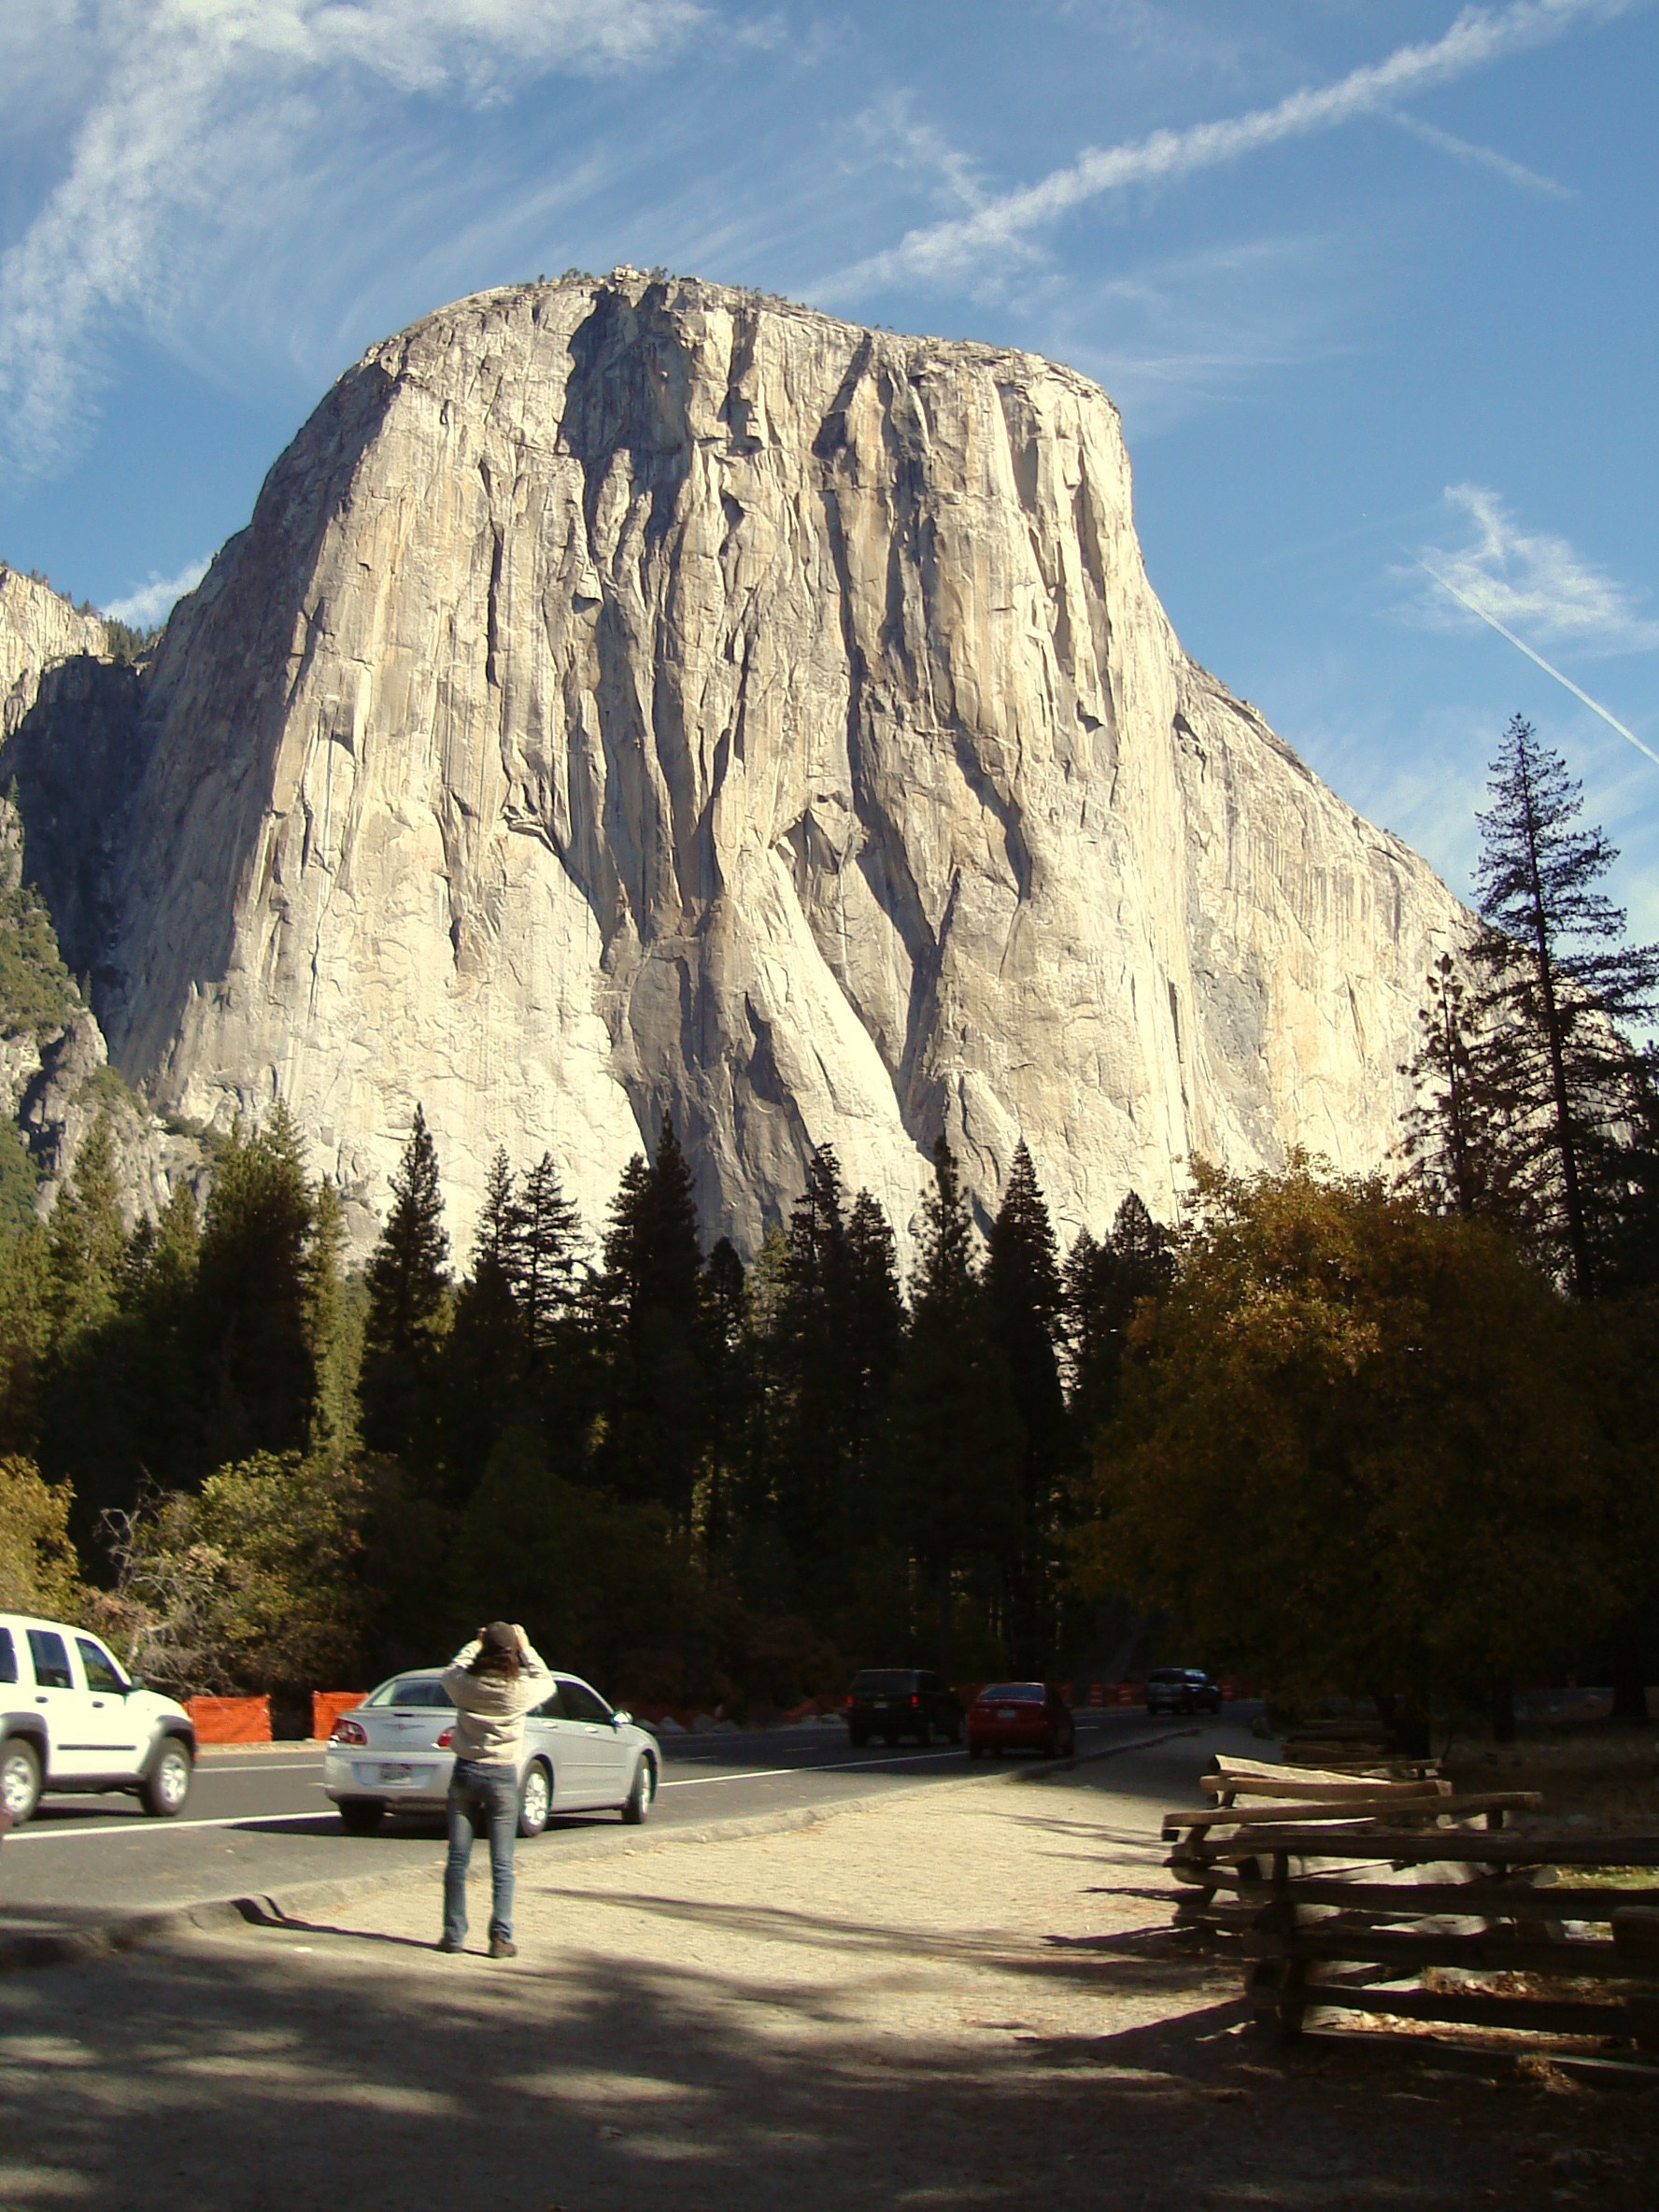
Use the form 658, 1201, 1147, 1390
436, 1726, 454, 1749
910, 1693, 919, 1706
332, 1716, 368, 1746
845, 1694, 853, 1707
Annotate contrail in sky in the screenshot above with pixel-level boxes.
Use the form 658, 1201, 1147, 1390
1411, 552, 1659, 772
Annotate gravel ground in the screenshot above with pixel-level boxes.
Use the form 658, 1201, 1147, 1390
3, 1734, 1654, 2210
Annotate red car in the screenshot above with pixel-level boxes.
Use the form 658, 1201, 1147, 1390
967, 1681, 1076, 1760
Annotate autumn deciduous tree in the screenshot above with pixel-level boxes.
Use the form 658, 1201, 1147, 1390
1073, 1162, 1612, 1747
0, 1454, 80, 1614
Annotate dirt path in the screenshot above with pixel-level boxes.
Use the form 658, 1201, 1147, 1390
3, 1734, 1652, 2208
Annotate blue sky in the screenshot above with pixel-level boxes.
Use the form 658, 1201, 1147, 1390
2, 0, 1655, 933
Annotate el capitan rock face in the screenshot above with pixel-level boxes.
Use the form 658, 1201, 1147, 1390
6, 273, 1469, 1253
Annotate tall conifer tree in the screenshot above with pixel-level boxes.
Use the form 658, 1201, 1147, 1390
888, 1137, 1020, 1673
595, 1117, 708, 1524
361, 1107, 451, 1473
443, 1149, 528, 1494
985, 1141, 1067, 1668
1063, 1192, 1174, 1453
1470, 716, 1659, 1295
193, 1103, 318, 1470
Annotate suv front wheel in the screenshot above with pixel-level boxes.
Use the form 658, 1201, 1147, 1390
140, 1737, 193, 1818
1, 1736, 42, 1825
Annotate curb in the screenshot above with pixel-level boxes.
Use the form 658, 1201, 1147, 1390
0, 1723, 1209, 1973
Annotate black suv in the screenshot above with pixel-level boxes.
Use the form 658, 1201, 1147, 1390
1145, 1667, 1224, 1716
846, 1668, 963, 1747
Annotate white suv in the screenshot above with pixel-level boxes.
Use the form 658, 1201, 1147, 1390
0, 1610, 196, 1824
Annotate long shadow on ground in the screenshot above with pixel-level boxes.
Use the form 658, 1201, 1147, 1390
1, 1891, 1652, 2212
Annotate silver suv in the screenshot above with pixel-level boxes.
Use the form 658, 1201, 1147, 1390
0, 1610, 196, 1824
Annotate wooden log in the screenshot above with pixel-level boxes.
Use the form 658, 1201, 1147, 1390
1613, 1908, 1659, 1951
1200, 1772, 1446, 1803
1230, 1879, 1659, 1920
1295, 1983, 1639, 2038
1196, 1825, 1652, 1865
1212, 1753, 1437, 1790
1240, 1926, 1647, 1976
1163, 1789, 1539, 1836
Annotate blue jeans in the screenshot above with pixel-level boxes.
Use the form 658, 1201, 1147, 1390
444, 1760, 518, 1945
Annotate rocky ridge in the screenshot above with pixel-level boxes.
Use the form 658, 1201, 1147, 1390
1, 565, 110, 739
3, 273, 1471, 1255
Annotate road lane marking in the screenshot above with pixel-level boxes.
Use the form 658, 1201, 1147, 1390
5, 1721, 1149, 1837
4, 1811, 346, 1843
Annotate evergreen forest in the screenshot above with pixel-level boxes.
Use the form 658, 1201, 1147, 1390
0, 716, 1656, 1734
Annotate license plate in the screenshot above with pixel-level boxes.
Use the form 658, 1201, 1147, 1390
377, 1763, 415, 1782
997, 1709, 1017, 1720
872, 1698, 889, 1708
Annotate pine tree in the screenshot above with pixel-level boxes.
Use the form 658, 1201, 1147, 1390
442, 1150, 529, 1495
985, 1141, 1067, 1669
45, 1113, 125, 1346
304, 1179, 361, 1466
361, 1107, 451, 1471
193, 1104, 318, 1469
701, 1235, 758, 1555
764, 1145, 854, 1593
1063, 1191, 1174, 1452
887, 1136, 1020, 1674
113, 1182, 201, 1496
1470, 716, 1659, 1295
1400, 953, 1530, 1229
595, 1119, 709, 1525
511, 1153, 583, 1362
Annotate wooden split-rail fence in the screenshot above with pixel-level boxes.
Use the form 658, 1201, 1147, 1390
1164, 1754, 1659, 2058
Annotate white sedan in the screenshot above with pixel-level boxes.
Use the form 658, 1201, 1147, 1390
322, 1667, 659, 1836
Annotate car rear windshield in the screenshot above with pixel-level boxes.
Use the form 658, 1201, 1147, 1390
1147, 1669, 1187, 1684
366, 1678, 455, 1709
980, 1683, 1042, 1702
851, 1670, 916, 1693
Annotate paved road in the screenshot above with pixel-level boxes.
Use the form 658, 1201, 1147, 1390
0, 1707, 1229, 1935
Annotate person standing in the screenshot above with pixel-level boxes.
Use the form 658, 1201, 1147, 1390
438, 1621, 549, 1957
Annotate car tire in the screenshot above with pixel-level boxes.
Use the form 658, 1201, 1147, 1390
338, 1799, 386, 1835
969, 1743, 985, 1761
0, 1736, 43, 1826
518, 1760, 552, 1837
946, 1714, 963, 1744
914, 1719, 931, 1746
139, 1737, 193, 1817
848, 1725, 869, 1748
621, 1756, 656, 1826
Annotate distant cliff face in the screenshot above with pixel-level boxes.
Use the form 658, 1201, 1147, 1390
1, 566, 109, 739
5, 274, 1469, 1254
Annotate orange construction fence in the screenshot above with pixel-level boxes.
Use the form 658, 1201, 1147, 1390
186, 1694, 272, 1744
311, 1691, 365, 1739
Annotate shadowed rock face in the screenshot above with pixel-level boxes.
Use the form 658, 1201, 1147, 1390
6, 274, 1469, 1254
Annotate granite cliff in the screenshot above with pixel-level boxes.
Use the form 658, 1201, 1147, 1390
4, 273, 1469, 1253
1, 564, 110, 739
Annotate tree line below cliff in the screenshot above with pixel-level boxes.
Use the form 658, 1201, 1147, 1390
1, 711, 1656, 1733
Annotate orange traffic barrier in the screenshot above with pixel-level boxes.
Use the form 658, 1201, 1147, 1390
311, 1691, 365, 1739
186, 1694, 272, 1744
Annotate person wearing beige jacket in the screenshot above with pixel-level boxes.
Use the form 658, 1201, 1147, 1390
437, 1621, 549, 1957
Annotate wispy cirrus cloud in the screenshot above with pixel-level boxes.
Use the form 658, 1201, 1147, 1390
0, 0, 702, 474
103, 556, 210, 630
819, 0, 1629, 299
1404, 484, 1659, 656
1382, 110, 1573, 197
